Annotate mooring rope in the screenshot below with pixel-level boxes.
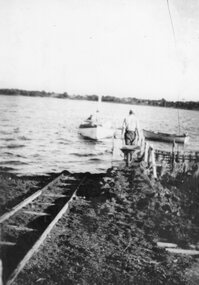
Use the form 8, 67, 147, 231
166, 0, 177, 44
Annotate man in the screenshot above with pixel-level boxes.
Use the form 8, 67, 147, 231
122, 110, 139, 145
86, 110, 100, 125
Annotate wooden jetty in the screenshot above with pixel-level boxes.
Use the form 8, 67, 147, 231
118, 133, 199, 178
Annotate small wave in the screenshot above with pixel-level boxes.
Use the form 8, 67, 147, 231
3, 152, 14, 156
71, 152, 104, 157
89, 158, 101, 161
14, 128, 20, 133
6, 144, 25, 149
58, 137, 71, 142
18, 136, 31, 141
32, 154, 40, 158
0, 160, 28, 166
2, 152, 26, 159
58, 141, 70, 145
0, 138, 15, 142
1, 118, 9, 122
16, 154, 27, 158
0, 166, 15, 171
0, 130, 12, 135
71, 153, 95, 157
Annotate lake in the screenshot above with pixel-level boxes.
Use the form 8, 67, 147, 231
0, 95, 198, 175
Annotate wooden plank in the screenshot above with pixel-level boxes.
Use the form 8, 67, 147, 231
61, 176, 76, 181
166, 248, 199, 255
42, 194, 67, 198
60, 182, 75, 185
157, 242, 177, 248
0, 259, 3, 285
36, 202, 55, 206
6, 175, 87, 285
0, 173, 63, 224
0, 241, 16, 246
23, 211, 49, 216
6, 225, 36, 232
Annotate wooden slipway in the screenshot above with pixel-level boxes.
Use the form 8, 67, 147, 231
0, 172, 87, 285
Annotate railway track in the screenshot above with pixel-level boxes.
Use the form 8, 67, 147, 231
0, 172, 87, 285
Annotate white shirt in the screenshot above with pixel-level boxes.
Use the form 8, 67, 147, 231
122, 114, 138, 132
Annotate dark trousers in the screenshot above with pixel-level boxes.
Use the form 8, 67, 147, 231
125, 131, 136, 145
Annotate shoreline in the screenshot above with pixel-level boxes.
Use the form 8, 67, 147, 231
0, 163, 199, 284
1, 92, 199, 112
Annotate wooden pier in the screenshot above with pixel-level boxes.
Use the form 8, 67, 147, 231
118, 133, 199, 178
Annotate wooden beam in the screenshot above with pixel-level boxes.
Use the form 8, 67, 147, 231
144, 142, 149, 163
42, 194, 67, 198
166, 248, 199, 255
6, 225, 36, 232
157, 242, 177, 248
150, 147, 157, 179
0, 259, 3, 285
36, 202, 55, 206
0, 241, 16, 246
23, 211, 49, 216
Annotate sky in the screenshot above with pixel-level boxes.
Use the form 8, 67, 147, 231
0, 0, 199, 101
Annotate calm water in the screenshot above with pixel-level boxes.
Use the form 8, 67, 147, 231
0, 95, 198, 175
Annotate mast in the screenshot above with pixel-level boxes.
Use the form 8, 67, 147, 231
166, 0, 181, 134
97, 95, 102, 111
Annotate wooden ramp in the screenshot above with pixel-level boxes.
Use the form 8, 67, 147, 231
0, 172, 87, 285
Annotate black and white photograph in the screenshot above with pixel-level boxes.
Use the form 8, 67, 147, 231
0, 0, 199, 284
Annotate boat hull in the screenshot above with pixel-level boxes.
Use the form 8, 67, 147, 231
143, 129, 189, 144
79, 125, 114, 140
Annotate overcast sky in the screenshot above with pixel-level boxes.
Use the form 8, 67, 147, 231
0, 0, 199, 101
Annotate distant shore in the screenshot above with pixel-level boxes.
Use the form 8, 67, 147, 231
1, 88, 199, 111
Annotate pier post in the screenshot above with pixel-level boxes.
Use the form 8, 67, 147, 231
150, 146, 157, 179
171, 140, 176, 171
144, 142, 149, 163
0, 259, 3, 285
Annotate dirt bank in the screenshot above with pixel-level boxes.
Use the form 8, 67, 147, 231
0, 162, 199, 285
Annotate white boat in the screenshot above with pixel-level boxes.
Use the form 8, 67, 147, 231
78, 96, 114, 140
143, 129, 189, 144
79, 122, 114, 140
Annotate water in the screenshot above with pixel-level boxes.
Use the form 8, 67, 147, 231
0, 95, 198, 175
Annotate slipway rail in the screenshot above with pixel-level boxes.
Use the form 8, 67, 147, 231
0, 172, 87, 285
0, 174, 64, 224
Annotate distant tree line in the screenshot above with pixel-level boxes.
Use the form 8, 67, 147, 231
0, 88, 198, 111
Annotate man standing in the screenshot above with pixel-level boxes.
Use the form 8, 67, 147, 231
122, 110, 140, 145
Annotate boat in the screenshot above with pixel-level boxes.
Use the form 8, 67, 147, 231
143, 129, 189, 144
79, 121, 114, 140
78, 96, 114, 140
